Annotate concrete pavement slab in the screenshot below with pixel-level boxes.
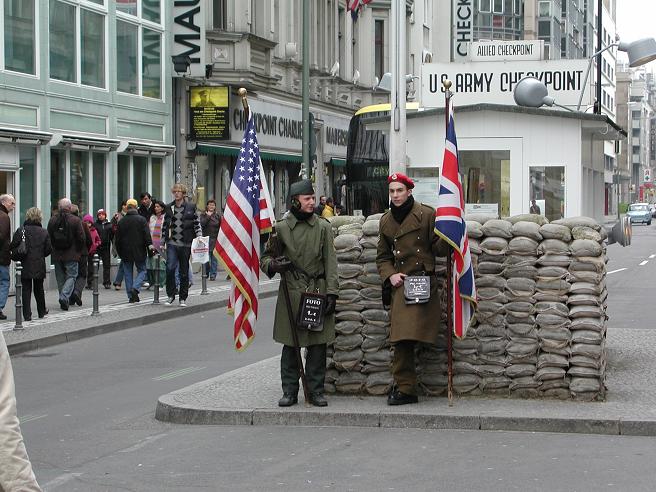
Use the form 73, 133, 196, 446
156, 328, 656, 436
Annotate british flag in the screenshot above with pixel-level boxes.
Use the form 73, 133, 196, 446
347, 0, 373, 21
216, 112, 274, 351
434, 99, 477, 339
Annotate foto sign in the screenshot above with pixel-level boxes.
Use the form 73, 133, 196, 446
421, 60, 590, 108
173, 0, 206, 77
469, 40, 543, 62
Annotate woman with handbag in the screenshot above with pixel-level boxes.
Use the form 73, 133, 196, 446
147, 201, 167, 288
10, 207, 52, 321
199, 199, 221, 281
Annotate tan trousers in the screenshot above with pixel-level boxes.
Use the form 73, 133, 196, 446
391, 340, 418, 395
0, 333, 41, 491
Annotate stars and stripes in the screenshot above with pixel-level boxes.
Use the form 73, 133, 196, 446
216, 112, 274, 351
347, 0, 373, 21
434, 99, 477, 339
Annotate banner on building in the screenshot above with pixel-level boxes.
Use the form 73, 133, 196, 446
452, 0, 474, 61
173, 0, 206, 77
421, 59, 591, 109
189, 87, 229, 140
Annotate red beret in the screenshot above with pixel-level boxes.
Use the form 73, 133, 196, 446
387, 172, 414, 189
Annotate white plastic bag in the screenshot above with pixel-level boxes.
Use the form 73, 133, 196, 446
191, 236, 210, 264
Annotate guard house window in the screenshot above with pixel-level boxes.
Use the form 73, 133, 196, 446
213, 0, 227, 29
374, 19, 384, 81
460, 150, 511, 218
530, 166, 565, 222
116, 0, 163, 99
4, 0, 36, 75
49, 0, 106, 88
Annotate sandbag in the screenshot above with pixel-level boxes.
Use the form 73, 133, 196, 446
511, 221, 543, 241
539, 223, 572, 242
481, 219, 513, 239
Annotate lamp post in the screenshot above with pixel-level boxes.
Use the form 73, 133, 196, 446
302, 0, 310, 180
171, 55, 191, 183
389, 0, 406, 175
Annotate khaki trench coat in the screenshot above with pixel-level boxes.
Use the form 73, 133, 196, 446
261, 213, 339, 347
376, 201, 449, 344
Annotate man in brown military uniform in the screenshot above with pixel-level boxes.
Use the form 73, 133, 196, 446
376, 173, 449, 405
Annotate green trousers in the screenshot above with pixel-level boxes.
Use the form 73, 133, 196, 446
391, 340, 418, 395
281, 344, 327, 395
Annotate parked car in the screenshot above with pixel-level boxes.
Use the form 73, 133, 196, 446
627, 203, 652, 225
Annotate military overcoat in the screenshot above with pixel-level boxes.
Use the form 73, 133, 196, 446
376, 201, 449, 344
261, 213, 339, 347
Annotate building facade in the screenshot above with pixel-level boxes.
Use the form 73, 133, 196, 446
0, 0, 175, 226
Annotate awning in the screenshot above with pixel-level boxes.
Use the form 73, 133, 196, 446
51, 133, 120, 152
197, 143, 302, 163
0, 126, 52, 145
329, 157, 346, 167
118, 141, 176, 156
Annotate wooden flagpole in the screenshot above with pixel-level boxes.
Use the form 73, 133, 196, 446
442, 80, 454, 406
238, 88, 310, 403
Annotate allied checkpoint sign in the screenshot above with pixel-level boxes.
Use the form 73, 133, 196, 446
421, 59, 591, 109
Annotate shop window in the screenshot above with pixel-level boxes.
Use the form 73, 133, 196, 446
493, 0, 503, 14
117, 154, 130, 211
142, 28, 161, 99
117, 20, 138, 95
70, 151, 89, 215
18, 146, 36, 223
374, 19, 384, 81
49, 0, 106, 88
50, 149, 66, 215
142, 0, 161, 23
4, 0, 36, 75
460, 150, 510, 218
92, 153, 105, 214
479, 0, 491, 13
132, 155, 148, 199
213, 0, 227, 29
530, 166, 565, 221
538, 1, 551, 17
151, 157, 162, 201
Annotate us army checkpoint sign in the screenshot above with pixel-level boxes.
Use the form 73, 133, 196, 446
421, 59, 590, 109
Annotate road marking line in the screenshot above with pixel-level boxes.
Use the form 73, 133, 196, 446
19, 414, 47, 424
153, 366, 206, 381
607, 268, 627, 274
650, 254, 656, 259
43, 472, 84, 490
639, 260, 649, 266
118, 433, 168, 453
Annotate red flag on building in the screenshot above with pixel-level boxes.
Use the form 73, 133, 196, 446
216, 112, 274, 350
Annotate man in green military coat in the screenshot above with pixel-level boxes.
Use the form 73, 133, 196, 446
376, 173, 449, 405
261, 179, 339, 407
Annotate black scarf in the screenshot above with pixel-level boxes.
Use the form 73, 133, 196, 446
291, 208, 314, 221
390, 196, 414, 224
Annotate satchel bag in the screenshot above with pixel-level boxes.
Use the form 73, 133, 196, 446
403, 275, 431, 305
11, 227, 27, 262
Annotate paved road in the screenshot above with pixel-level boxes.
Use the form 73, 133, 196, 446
9, 229, 656, 491
606, 223, 656, 329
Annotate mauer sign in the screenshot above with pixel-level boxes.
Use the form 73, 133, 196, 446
421, 60, 591, 108
469, 40, 543, 62
173, 0, 206, 77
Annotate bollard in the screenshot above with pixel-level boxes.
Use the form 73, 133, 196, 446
201, 262, 209, 295
14, 261, 23, 330
91, 253, 100, 316
152, 253, 160, 305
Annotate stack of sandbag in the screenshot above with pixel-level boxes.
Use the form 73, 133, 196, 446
553, 217, 608, 400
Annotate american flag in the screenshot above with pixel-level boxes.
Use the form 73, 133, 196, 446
434, 99, 477, 339
347, 0, 373, 21
216, 112, 274, 351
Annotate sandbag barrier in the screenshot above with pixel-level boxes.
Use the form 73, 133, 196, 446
326, 213, 608, 401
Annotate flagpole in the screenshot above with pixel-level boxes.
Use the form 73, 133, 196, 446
238, 87, 311, 404
442, 79, 454, 406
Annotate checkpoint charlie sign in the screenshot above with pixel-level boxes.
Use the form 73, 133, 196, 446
421, 59, 591, 108
469, 40, 544, 62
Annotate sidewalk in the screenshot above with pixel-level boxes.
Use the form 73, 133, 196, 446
2, 276, 280, 355
156, 327, 656, 436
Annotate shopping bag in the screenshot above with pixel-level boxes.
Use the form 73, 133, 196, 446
191, 236, 210, 264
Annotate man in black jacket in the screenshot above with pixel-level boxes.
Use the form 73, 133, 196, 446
95, 209, 113, 288
138, 192, 155, 221
0, 194, 15, 320
115, 199, 153, 303
161, 183, 202, 307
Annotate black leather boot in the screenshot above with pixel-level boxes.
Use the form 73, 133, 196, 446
308, 393, 328, 407
278, 393, 298, 407
387, 389, 418, 406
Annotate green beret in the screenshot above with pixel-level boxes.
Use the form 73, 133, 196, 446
289, 179, 314, 197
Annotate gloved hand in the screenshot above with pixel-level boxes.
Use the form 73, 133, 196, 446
268, 256, 293, 274
325, 294, 338, 315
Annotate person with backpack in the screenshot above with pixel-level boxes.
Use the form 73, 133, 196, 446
69, 205, 92, 306
111, 201, 127, 290
94, 209, 113, 289
83, 214, 102, 289
47, 198, 85, 311
0, 194, 15, 320
10, 207, 51, 321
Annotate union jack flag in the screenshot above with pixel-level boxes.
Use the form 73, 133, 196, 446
347, 0, 373, 21
216, 112, 274, 351
434, 99, 477, 339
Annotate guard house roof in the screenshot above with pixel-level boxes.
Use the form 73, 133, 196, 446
361, 103, 627, 141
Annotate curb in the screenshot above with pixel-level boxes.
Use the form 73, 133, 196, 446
7, 290, 278, 355
154, 400, 656, 436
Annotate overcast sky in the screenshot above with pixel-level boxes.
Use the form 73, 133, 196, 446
615, 0, 656, 70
